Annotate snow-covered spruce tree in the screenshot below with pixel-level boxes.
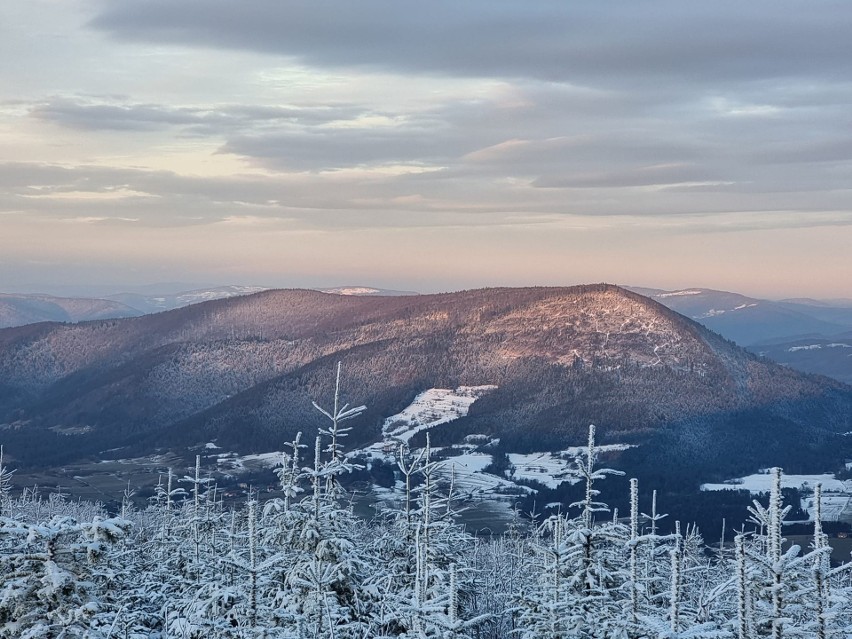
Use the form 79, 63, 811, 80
173, 498, 289, 638
801, 482, 852, 639
0, 446, 14, 518
179, 454, 217, 577
514, 511, 581, 638
356, 431, 485, 638
635, 520, 731, 639
106, 484, 187, 637
160, 457, 240, 637
262, 362, 378, 638
313, 362, 366, 492
465, 513, 539, 639
516, 424, 634, 638
370, 438, 468, 636
0, 509, 131, 638
350, 439, 430, 637
407, 436, 486, 638
738, 466, 851, 639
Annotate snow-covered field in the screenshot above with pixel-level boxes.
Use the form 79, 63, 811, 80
702, 471, 852, 522
788, 342, 852, 352
381, 386, 497, 443
358, 386, 605, 499
210, 386, 634, 514
434, 453, 533, 496
508, 452, 579, 489
802, 494, 852, 521
701, 473, 848, 494
215, 450, 285, 471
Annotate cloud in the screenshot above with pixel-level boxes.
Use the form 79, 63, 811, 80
533, 164, 714, 189
90, 1, 852, 87
2, 1, 851, 296
2, 156, 850, 239
29, 96, 367, 134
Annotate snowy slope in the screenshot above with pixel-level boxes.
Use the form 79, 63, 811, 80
382, 386, 498, 443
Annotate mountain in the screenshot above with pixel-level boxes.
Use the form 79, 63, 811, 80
319, 286, 419, 296
628, 287, 852, 385
108, 284, 418, 315
2, 285, 412, 325
752, 338, 852, 386
106, 285, 270, 314
627, 287, 852, 346
0, 293, 141, 328
0, 285, 850, 488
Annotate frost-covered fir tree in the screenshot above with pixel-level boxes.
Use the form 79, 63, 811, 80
516, 424, 633, 638
0, 503, 131, 637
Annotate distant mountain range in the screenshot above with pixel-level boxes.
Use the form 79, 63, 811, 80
0, 287, 269, 326
0, 293, 141, 328
105, 285, 270, 314
1, 285, 849, 490
3, 283, 852, 384
629, 287, 852, 384
318, 286, 419, 297
0, 285, 417, 327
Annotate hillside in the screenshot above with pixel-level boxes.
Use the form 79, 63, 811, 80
0, 293, 141, 328
0, 285, 850, 486
752, 338, 852, 386
630, 286, 852, 346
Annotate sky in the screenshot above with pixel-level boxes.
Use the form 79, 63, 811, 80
1, 1, 851, 299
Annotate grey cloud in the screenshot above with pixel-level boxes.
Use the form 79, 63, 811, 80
534, 164, 713, 189
220, 127, 462, 171
3, 160, 850, 236
31, 99, 207, 131
745, 137, 852, 165
90, 1, 852, 87
30, 97, 367, 134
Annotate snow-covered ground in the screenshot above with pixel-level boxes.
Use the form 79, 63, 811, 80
212, 385, 634, 516
508, 453, 580, 489
215, 450, 285, 471
507, 445, 634, 489
434, 453, 533, 496
802, 494, 852, 522
788, 343, 852, 352
559, 443, 635, 457
702, 471, 852, 522
363, 385, 611, 497
176, 286, 267, 305
701, 473, 848, 494
656, 290, 703, 298
321, 287, 381, 296
382, 386, 497, 443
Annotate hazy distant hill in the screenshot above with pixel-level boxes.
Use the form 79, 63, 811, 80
629, 287, 852, 384
0, 293, 141, 328
0, 285, 414, 327
106, 285, 270, 314
1, 285, 849, 486
319, 286, 419, 296
628, 287, 852, 344
753, 338, 852, 386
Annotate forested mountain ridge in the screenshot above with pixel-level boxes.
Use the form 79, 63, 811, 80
0, 292, 141, 328
0, 284, 850, 482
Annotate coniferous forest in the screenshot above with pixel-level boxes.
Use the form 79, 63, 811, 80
1, 378, 851, 639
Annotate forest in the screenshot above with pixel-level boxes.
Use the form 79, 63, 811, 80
1, 370, 851, 638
